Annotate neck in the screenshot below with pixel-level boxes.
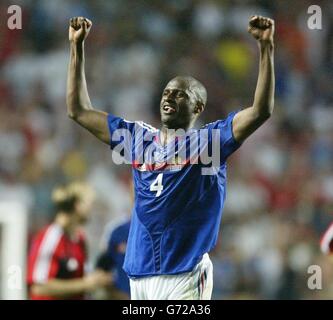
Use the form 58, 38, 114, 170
55, 212, 78, 236
160, 121, 195, 145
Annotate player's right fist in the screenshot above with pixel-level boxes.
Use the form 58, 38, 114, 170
69, 17, 92, 43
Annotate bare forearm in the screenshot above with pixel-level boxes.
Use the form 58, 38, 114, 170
67, 41, 92, 118
252, 41, 275, 118
232, 16, 275, 142
31, 278, 89, 298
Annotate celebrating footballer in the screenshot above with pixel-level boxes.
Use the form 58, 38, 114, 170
66, 15, 275, 300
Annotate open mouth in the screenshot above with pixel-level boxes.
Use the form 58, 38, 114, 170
162, 104, 177, 114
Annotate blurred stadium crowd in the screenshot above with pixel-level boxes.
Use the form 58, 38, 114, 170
1, 0, 333, 299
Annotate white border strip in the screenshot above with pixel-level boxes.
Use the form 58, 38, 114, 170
0, 202, 27, 300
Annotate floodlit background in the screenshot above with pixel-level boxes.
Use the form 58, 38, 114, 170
0, 0, 333, 299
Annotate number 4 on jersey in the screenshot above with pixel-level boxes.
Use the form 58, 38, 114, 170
150, 173, 164, 197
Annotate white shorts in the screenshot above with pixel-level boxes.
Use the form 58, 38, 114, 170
129, 253, 213, 300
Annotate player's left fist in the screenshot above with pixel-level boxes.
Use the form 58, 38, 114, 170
248, 15, 274, 43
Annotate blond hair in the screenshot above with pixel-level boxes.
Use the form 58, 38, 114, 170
52, 181, 95, 212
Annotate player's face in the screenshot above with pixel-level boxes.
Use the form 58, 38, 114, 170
74, 197, 93, 224
160, 79, 199, 129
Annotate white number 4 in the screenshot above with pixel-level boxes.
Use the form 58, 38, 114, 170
150, 173, 164, 197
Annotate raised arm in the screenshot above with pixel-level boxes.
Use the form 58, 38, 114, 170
232, 15, 275, 143
67, 17, 110, 144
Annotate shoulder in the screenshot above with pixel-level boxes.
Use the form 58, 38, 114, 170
201, 111, 240, 130
117, 220, 131, 234
108, 114, 157, 132
33, 224, 64, 257
99, 218, 129, 250
31, 224, 63, 248
111, 220, 130, 238
135, 121, 158, 133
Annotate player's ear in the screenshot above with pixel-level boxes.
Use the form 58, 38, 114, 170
194, 102, 204, 114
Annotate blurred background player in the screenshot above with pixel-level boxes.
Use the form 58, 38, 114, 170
27, 182, 112, 300
96, 219, 131, 300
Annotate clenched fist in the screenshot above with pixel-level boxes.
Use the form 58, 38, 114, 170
248, 15, 274, 43
69, 17, 92, 43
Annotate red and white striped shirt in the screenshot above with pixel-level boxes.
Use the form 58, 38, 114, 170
27, 223, 86, 300
320, 223, 333, 255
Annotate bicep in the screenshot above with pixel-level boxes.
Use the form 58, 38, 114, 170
71, 109, 110, 145
232, 107, 269, 143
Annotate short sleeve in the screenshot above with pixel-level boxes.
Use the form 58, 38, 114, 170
107, 115, 158, 164
27, 229, 61, 285
206, 111, 241, 161
107, 114, 136, 162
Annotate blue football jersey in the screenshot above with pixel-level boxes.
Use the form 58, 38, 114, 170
107, 111, 241, 277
